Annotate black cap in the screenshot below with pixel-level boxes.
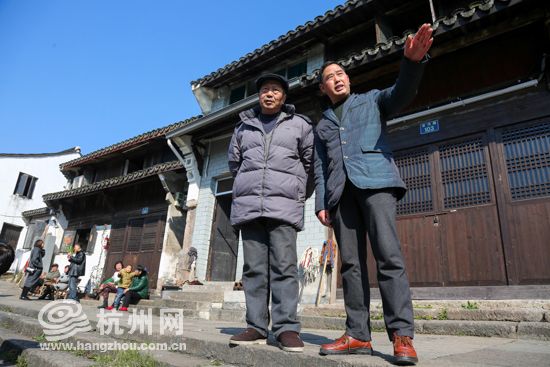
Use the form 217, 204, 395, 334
255, 73, 289, 95
51, 263, 58, 267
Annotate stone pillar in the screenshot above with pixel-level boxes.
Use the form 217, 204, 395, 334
155, 136, 203, 293
155, 195, 188, 293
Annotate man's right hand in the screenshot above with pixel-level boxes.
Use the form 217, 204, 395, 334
318, 210, 333, 228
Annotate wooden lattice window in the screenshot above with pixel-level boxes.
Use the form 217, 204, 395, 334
140, 218, 159, 253
395, 150, 433, 216
501, 123, 550, 201
126, 219, 145, 253
109, 221, 127, 254
439, 138, 491, 209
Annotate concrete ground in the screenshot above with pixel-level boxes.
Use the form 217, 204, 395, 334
0, 280, 549, 367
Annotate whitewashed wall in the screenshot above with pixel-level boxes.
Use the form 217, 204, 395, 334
0, 150, 80, 249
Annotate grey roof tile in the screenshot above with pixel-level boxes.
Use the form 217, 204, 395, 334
59, 116, 201, 170
44, 160, 183, 201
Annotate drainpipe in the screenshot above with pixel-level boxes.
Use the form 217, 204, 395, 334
167, 138, 186, 166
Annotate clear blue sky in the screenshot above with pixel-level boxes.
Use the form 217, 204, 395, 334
0, 1, 342, 155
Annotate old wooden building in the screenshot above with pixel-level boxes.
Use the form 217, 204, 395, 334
167, 0, 549, 298
42, 118, 200, 291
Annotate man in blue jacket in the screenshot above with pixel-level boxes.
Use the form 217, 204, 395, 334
314, 24, 433, 365
228, 73, 314, 352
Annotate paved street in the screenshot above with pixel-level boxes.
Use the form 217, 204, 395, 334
0, 280, 549, 366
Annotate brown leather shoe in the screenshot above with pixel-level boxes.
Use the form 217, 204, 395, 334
393, 333, 418, 365
229, 328, 267, 345
319, 334, 373, 355
277, 331, 304, 353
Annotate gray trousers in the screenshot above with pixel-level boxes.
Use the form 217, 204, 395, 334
329, 180, 414, 342
240, 217, 301, 338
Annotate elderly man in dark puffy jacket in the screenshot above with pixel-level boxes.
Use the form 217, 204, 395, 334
314, 24, 433, 365
228, 73, 314, 352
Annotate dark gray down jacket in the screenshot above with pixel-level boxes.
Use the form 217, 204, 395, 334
228, 104, 314, 230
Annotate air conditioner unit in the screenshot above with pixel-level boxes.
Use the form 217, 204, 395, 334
174, 192, 187, 210
72, 175, 84, 189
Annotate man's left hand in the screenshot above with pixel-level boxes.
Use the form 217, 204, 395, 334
123, 289, 128, 294
404, 23, 433, 62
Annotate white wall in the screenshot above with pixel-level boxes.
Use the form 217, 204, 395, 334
50, 224, 111, 293
0, 151, 80, 249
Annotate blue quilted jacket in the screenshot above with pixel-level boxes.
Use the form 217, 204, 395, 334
314, 55, 429, 214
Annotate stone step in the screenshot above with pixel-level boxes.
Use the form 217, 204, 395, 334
163, 290, 225, 303
1, 290, 550, 366
83, 295, 213, 311
297, 314, 550, 340
0, 325, 97, 366
0, 309, 233, 366
301, 306, 549, 323
179, 283, 233, 293
209, 309, 246, 323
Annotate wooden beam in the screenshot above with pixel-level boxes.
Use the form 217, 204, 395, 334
101, 191, 116, 215
344, 8, 545, 88
375, 12, 392, 44
428, 0, 437, 23
429, 8, 545, 59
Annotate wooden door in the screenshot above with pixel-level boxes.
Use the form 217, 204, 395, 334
364, 133, 506, 288
0, 223, 22, 249
435, 135, 506, 286
104, 216, 167, 288
208, 195, 240, 281
103, 221, 127, 281
495, 120, 550, 285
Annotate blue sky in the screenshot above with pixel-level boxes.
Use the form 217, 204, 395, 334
0, 1, 342, 155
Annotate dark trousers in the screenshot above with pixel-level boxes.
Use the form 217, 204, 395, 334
67, 276, 79, 302
240, 217, 301, 338
330, 180, 414, 342
30, 278, 44, 292
122, 290, 142, 308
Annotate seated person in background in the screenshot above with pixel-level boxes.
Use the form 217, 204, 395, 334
119, 265, 148, 311
88, 261, 123, 309
106, 264, 134, 310
30, 263, 61, 294
0, 241, 15, 276
38, 265, 70, 300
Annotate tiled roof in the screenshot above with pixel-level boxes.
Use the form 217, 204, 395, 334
299, 0, 510, 84
190, 0, 364, 88
44, 160, 183, 201
0, 147, 80, 158
21, 207, 50, 218
59, 116, 202, 170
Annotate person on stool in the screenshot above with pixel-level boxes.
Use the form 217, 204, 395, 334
88, 261, 123, 309
314, 24, 433, 366
31, 263, 60, 294
119, 265, 148, 311
39, 265, 70, 300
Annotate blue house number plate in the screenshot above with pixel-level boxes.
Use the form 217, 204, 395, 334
420, 120, 439, 135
